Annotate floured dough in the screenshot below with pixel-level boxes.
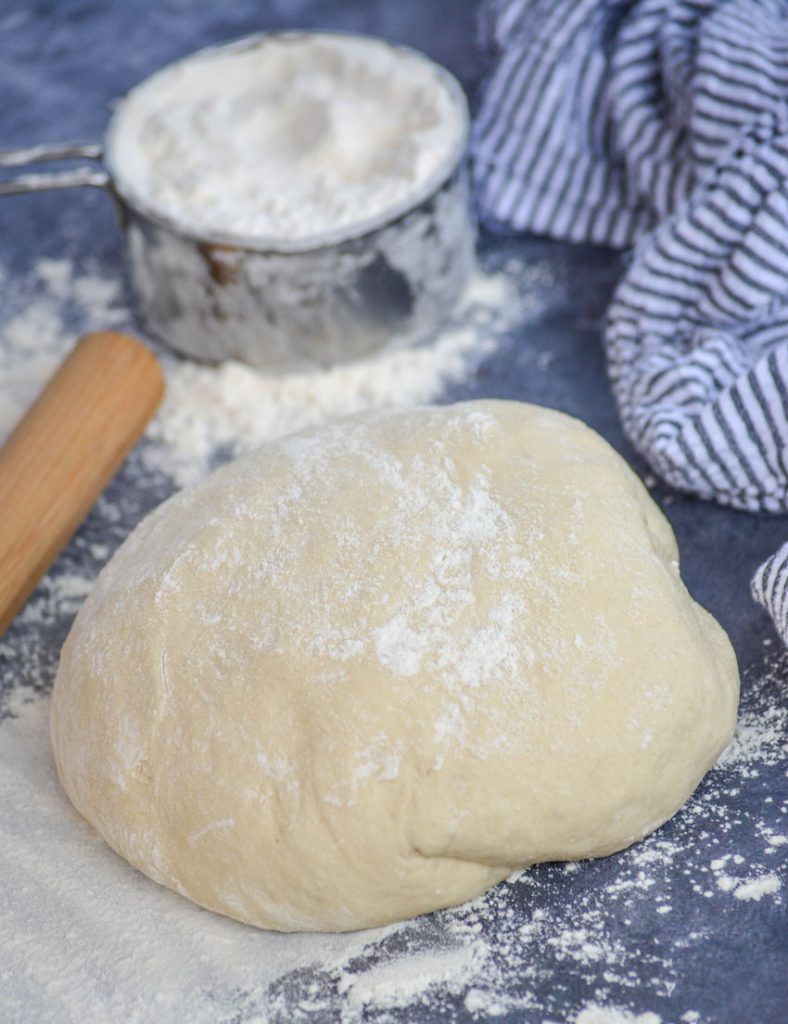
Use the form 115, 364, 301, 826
50, 400, 738, 932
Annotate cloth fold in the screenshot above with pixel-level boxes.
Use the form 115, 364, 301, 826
752, 539, 788, 639
473, 0, 788, 642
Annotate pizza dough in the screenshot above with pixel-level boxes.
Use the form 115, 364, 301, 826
50, 400, 738, 932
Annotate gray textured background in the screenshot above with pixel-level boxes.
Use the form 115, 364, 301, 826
1, 2, 786, 1021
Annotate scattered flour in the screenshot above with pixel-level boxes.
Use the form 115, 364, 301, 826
0, 254, 527, 486
143, 269, 521, 486
717, 695, 788, 770
337, 942, 487, 1009
732, 873, 781, 901
573, 1007, 662, 1024
709, 854, 783, 899
0, 258, 129, 443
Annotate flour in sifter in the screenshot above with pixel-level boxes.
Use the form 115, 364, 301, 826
107, 33, 465, 244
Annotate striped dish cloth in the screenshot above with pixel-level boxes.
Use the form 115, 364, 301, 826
472, 0, 788, 642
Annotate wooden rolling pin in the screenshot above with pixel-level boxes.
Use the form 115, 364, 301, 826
0, 331, 164, 635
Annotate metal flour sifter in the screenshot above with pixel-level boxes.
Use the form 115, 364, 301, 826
0, 32, 475, 371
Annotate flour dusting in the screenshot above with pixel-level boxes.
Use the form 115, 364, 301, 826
109, 33, 464, 243
0, 258, 127, 442
0, 252, 527, 484
573, 1007, 662, 1024
144, 269, 521, 486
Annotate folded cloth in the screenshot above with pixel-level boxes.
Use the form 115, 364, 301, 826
473, 0, 788, 642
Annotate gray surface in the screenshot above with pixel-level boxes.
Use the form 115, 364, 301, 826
0, 2, 786, 1022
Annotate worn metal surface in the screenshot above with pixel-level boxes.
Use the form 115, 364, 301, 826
1, 30, 475, 370
124, 163, 474, 369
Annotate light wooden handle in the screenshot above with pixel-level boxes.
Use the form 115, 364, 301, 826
0, 331, 165, 634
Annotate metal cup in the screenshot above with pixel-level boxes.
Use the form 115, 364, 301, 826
0, 33, 475, 371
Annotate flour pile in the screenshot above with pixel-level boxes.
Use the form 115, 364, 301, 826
0, 254, 526, 481
108, 33, 464, 243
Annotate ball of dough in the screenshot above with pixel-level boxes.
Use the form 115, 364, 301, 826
50, 401, 738, 932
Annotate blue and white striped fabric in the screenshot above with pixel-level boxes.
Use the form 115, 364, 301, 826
473, 0, 788, 642
752, 541, 788, 639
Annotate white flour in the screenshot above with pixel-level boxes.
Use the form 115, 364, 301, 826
573, 1009, 662, 1024
108, 33, 464, 243
0, 254, 526, 483
0, 259, 128, 443
144, 269, 520, 486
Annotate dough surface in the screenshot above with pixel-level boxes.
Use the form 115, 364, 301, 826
50, 400, 739, 932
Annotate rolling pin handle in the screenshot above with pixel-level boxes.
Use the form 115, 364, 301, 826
0, 331, 165, 635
